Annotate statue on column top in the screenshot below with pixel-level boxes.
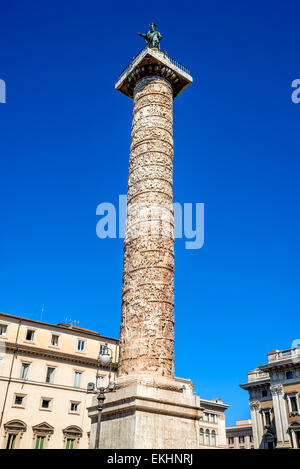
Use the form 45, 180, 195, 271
138, 23, 162, 49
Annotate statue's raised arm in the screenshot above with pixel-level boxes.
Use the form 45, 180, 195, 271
138, 23, 163, 50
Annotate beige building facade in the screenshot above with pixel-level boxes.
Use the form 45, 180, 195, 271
0, 312, 118, 449
240, 347, 300, 449
199, 398, 229, 449
0, 312, 229, 449
226, 419, 254, 449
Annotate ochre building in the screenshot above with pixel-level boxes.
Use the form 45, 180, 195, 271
226, 419, 254, 449
240, 347, 300, 449
0, 312, 118, 449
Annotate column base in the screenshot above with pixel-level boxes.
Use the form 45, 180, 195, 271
88, 377, 203, 449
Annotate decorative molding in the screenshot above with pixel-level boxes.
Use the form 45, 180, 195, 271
4, 419, 27, 435
63, 425, 83, 440
32, 422, 54, 437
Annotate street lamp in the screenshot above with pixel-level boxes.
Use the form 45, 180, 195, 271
87, 343, 115, 449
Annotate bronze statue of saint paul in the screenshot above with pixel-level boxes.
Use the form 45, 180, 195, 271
138, 23, 162, 49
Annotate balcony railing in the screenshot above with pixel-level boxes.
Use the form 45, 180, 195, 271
163, 52, 191, 75
268, 347, 300, 363
118, 47, 191, 80
248, 369, 269, 382
119, 46, 148, 80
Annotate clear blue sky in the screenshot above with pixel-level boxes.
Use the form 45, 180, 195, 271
1, 0, 299, 425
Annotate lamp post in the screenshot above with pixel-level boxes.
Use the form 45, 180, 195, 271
94, 387, 105, 450
87, 343, 115, 449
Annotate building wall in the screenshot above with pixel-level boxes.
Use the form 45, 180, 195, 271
226, 420, 253, 449
240, 347, 300, 449
0, 313, 118, 449
198, 399, 229, 449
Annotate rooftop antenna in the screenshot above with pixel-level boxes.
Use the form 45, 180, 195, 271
40, 304, 44, 322
64, 317, 80, 327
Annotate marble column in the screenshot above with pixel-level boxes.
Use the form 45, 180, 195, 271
249, 400, 263, 448
119, 75, 175, 378
270, 384, 290, 448
88, 48, 200, 449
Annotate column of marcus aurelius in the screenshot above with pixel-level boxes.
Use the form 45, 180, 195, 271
116, 45, 193, 384
119, 71, 176, 379
88, 38, 203, 449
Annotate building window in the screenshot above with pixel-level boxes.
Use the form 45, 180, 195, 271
6, 434, 17, 449
40, 399, 52, 410
14, 395, 24, 406
35, 436, 45, 449
4, 420, 27, 449
211, 430, 216, 446
25, 329, 35, 341
286, 392, 300, 416
262, 390, 268, 397
250, 435, 253, 442
50, 335, 59, 346
70, 402, 80, 413
228, 437, 234, 445
290, 397, 298, 413
199, 428, 204, 445
286, 371, 294, 380
32, 422, 54, 449
66, 438, 75, 449
45, 367, 55, 384
20, 363, 30, 379
77, 340, 85, 352
74, 371, 82, 387
63, 426, 83, 449
265, 411, 271, 426
209, 413, 216, 423
239, 436, 245, 443
205, 429, 210, 445
261, 408, 272, 427
204, 412, 209, 421
0, 324, 7, 336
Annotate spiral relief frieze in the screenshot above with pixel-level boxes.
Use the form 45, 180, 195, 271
119, 76, 175, 378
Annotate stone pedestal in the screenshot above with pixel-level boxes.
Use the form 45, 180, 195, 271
88, 378, 202, 449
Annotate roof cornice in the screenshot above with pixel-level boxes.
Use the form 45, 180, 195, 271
5, 341, 118, 370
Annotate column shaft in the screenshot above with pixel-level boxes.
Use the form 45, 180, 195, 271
119, 76, 175, 378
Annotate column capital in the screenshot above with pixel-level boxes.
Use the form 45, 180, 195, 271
249, 400, 260, 411
115, 47, 193, 99
270, 384, 284, 396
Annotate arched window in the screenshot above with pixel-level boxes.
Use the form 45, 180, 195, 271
63, 426, 83, 449
199, 428, 204, 445
32, 422, 54, 449
205, 429, 210, 446
211, 430, 216, 446
3, 420, 26, 449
